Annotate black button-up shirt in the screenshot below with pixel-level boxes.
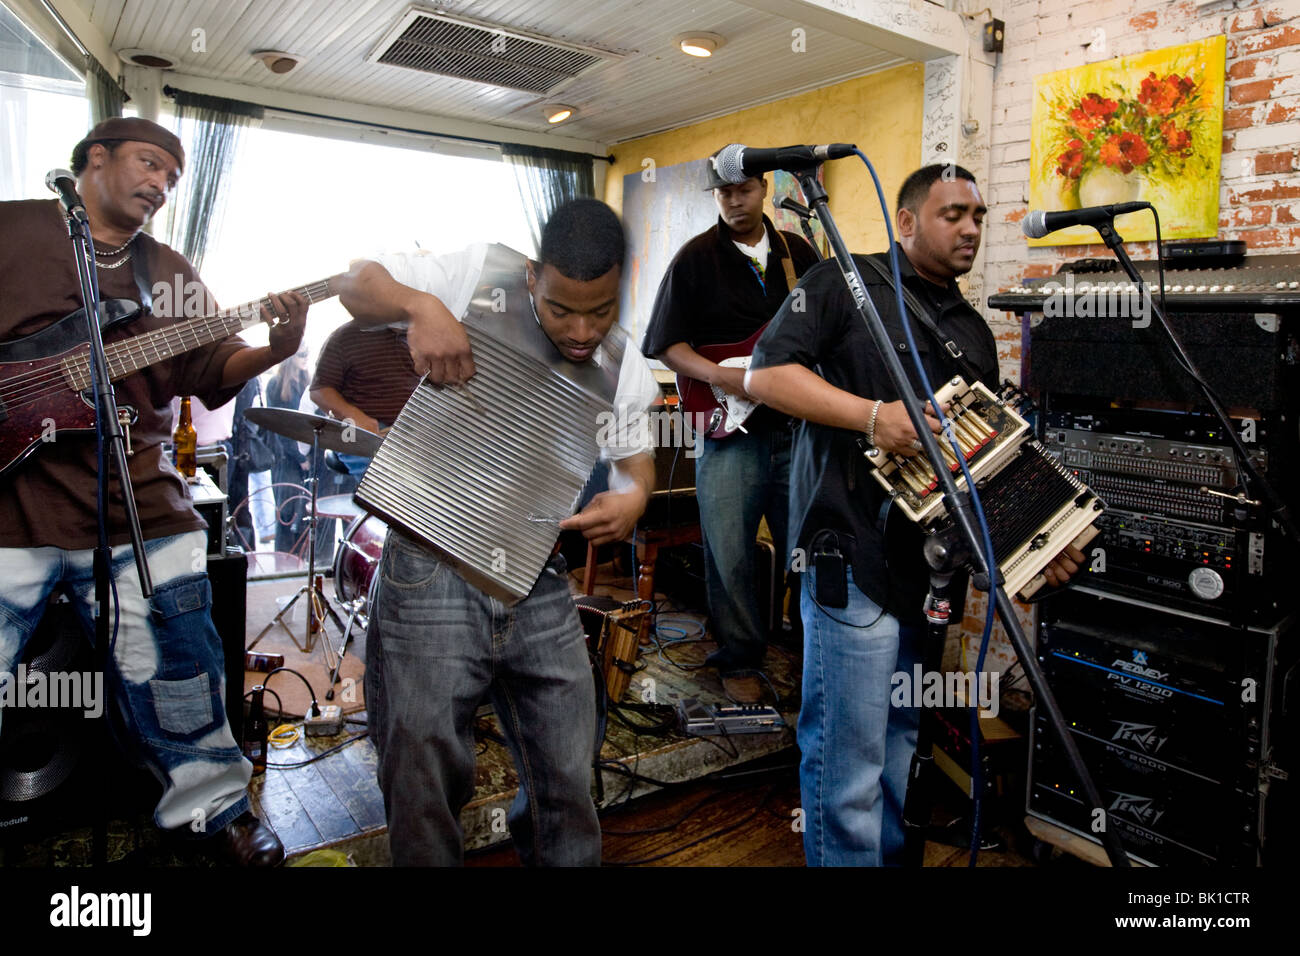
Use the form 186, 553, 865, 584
751, 244, 998, 621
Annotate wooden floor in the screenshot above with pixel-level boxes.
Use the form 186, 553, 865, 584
2, 558, 1046, 867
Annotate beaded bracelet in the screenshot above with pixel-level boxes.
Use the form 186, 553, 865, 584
865, 399, 882, 446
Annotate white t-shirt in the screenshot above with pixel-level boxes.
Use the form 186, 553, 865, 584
732, 232, 770, 273
372, 245, 660, 468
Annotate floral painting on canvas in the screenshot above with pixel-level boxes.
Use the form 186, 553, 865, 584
1029, 35, 1226, 246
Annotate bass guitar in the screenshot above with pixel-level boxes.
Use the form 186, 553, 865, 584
674, 323, 766, 440
0, 275, 341, 478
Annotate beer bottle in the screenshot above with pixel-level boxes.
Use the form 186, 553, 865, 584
173, 395, 197, 478
243, 685, 269, 775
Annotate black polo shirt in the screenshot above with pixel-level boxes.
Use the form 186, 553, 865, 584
750, 244, 999, 622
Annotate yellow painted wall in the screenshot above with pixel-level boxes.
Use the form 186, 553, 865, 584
604, 63, 924, 253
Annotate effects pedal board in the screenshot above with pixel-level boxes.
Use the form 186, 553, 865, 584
676, 698, 786, 736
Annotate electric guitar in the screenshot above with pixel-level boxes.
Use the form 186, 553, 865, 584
0, 275, 342, 478
674, 323, 766, 439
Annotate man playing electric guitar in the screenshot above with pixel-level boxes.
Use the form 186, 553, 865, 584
640, 151, 818, 701
0, 117, 309, 864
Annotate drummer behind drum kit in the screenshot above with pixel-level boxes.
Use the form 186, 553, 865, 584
244, 407, 387, 699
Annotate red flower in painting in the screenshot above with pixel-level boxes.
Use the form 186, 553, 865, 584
1056, 139, 1085, 179
1098, 132, 1150, 173
1048, 66, 1205, 187
1160, 119, 1192, 154
1068, 92, 1119, 135
1138, 72, 1196, 116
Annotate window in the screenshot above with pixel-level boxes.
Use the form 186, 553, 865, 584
192, 122, 536, 361
0, 1, 88, 201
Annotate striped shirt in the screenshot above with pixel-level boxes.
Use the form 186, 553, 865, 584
310, 321, 420, 423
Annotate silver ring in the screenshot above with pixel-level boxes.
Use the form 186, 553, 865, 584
910, 439, 923, 451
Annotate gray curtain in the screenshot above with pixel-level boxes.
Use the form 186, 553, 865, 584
166, 90, 264, 271
501, 143, 595, 252
85, 56, 125, 124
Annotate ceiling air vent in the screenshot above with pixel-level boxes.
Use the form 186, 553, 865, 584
368, 7, 616, 95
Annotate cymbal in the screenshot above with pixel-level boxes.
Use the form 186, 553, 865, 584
246, 407, 383, 457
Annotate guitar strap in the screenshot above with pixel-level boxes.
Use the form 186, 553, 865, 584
859, 255, 984, 386
774, 229, 798, 293
129, 234, 152, 314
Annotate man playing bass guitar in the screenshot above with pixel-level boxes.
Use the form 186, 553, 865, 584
640, 150, 818, 701
0, 117, 309, 864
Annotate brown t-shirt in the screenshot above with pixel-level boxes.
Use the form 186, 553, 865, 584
0, 199, 247, 549
309, 320, 419, 424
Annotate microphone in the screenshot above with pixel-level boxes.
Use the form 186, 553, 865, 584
712, 142, 857, 184
1022, 201, 1150, 239
775, 195, 813, 220
45, 168, 87, 219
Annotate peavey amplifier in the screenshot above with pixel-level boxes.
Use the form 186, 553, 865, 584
1028, 588, 1297, 866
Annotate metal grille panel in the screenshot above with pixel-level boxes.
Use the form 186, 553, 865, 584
375, 13, 603, 94
356, 324, 609, 605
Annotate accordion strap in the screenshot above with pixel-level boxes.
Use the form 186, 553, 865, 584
859, 255, 984, 386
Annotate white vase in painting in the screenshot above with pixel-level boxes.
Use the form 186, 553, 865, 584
1077, 165, 1143, 206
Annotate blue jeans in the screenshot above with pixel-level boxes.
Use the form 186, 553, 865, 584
364, 530, 600, 866
0, 531, 251, 834
799, 562, 921, 866
694, 424, 791, 671
335, 452, 371, 476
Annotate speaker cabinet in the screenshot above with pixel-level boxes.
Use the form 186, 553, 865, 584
0, 552, 247, 844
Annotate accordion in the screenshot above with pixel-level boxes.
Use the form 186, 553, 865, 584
863, 377, 1104, 600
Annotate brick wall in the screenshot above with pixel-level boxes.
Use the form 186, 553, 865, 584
984, 0, 1300, 368
965, 0, 1300, 672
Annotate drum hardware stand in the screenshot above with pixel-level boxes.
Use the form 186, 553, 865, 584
791, 162, 1131, 868
324, 566, 370, 701
249, 421, 347, 657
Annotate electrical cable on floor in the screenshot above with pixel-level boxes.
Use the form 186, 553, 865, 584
650, 615, 708, 671
269, 724, 300, 748
685, 728, 739, 759
606, 700, 677, 736
265, 731, 369, 769
264, 665, 322, 718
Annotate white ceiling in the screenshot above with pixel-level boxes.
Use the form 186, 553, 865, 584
72, 0, 908, 145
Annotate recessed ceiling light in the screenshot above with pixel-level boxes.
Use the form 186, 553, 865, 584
543, 104, 576, 124
677, 33, 725, 58
119, 48, 176, 69
253, 50, 302, 74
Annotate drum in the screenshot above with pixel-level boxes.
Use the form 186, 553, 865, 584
333, 513, 387, 611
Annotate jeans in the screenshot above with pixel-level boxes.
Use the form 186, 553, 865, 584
694, 423, 791, 671
335, 452, 370, 476
0, 531, 251, 834
799, 562, 921, 866
247, 469, 275, 542
365, 530, 600, 866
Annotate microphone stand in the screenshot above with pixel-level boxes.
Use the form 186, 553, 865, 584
775, 196, 822, 260
60, 207, 153, 865
790, 166, 1132, 868
1091, 220, 1300, 547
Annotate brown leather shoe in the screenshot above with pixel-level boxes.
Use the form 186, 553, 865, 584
721, 674, 764, 704
219, 812, 285, 867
